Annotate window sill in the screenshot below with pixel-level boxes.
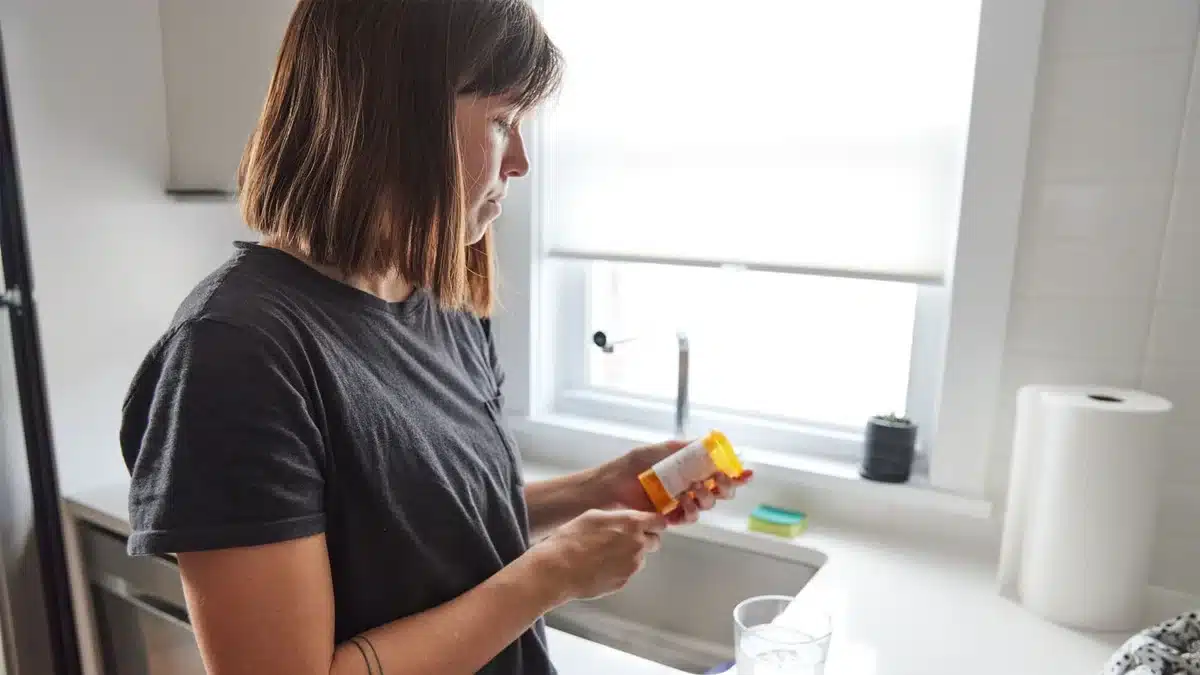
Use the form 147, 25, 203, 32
554, 388, 875, 460
508, 412, 993, 521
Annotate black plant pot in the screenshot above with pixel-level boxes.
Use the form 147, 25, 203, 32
859, 417, 917, 483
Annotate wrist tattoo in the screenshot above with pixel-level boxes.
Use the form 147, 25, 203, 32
352, 634, 383, 675
349, 636, 375, 675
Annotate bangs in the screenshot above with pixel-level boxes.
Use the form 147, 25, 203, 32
459, 1, 564, 111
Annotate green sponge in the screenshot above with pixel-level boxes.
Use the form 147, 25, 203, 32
748, 505, 808, 538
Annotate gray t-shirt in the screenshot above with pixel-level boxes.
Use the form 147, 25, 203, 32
120, 241, 552, 674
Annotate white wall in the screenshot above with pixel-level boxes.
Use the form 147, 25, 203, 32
986, 0, 1200, 595
1150, 14, 1200, 599
159, 0, 296, 191
0, 1, 248, 670
1, 0, 249, 494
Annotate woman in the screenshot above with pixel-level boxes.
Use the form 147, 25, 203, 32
120, 1, 751, 674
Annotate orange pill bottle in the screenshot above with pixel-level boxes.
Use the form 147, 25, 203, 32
638, 430, 745, 514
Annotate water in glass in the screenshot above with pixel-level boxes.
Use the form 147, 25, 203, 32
736, 623, 824, 674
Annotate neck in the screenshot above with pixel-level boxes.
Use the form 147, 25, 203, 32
260, 238, 415, 303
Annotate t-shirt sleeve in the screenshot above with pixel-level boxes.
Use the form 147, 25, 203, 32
120, 317, 326, 556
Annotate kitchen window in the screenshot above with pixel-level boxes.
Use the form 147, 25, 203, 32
496, 0, 1046, 498
547, 260, 944, 462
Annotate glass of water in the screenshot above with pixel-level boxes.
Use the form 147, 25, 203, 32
733, 595, 831, 674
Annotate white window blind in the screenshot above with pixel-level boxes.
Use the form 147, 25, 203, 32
538, 1, 983, 285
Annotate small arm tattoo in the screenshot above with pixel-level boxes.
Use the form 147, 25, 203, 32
349, 636, 375, 675
351, 635, 383, 675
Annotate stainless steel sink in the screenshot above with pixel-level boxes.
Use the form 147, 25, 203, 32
545, 530, 821, 673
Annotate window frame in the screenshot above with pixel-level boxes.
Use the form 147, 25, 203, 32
491, 0, 1047, 500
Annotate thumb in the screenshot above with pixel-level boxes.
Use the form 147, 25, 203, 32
637, 439, 689, 463
659, 439, 689, 452
626, 509, 669, 533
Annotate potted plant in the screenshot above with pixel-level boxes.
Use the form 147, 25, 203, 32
860, 413, 917, 483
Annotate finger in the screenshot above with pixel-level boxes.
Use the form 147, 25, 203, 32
629, 509, 669, 533
690, 482, 717, 510
642, 531, 662, 553
734, 469, 755, 485
666, 505, 688, 526
711, 472, 735, 498
679, 494, 700, 523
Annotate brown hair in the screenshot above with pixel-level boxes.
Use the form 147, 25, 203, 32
238, 0, 563, 315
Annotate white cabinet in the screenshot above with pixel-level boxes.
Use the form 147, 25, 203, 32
158, 0, 297, 194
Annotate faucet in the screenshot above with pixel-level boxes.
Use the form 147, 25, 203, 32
591, 330, 690, 439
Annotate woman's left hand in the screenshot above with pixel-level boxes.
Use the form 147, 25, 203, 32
599, 440, 754, 526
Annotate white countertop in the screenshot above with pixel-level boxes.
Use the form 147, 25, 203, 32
63, 477, 1197, 675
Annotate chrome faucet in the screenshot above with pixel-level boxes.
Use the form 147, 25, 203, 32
592, 330, 690, 439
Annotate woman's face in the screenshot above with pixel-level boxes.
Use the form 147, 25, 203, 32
455, 95, 531, 245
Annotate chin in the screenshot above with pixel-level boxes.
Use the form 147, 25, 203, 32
465, 222, 490, 246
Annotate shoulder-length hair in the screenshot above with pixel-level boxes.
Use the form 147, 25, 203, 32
238, 0, 562, 315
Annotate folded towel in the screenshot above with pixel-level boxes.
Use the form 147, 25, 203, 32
1104, 611, 1200, 675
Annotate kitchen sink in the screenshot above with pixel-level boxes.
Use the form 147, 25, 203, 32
545, 529, 822, 673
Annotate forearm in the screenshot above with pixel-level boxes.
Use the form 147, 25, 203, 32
330, 551, 563, 675
524, 464, 616, 537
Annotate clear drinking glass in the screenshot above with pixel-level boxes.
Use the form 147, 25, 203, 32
733, 595, 831, 675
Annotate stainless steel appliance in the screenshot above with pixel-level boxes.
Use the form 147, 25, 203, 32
79, 523, 206, 675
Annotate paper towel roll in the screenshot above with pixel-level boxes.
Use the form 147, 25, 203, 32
997, 385, 1172, 632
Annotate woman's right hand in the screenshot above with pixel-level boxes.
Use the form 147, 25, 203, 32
529, 508, 667, 603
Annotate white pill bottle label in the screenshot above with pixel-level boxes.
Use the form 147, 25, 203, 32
652, 438, 718, 498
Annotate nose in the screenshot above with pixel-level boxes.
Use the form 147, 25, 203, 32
501, 126, 530, 179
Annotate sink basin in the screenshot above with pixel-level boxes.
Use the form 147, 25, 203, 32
545, 529, 822, 673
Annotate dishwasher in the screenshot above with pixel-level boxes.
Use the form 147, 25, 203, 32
79, 523, 207, 675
